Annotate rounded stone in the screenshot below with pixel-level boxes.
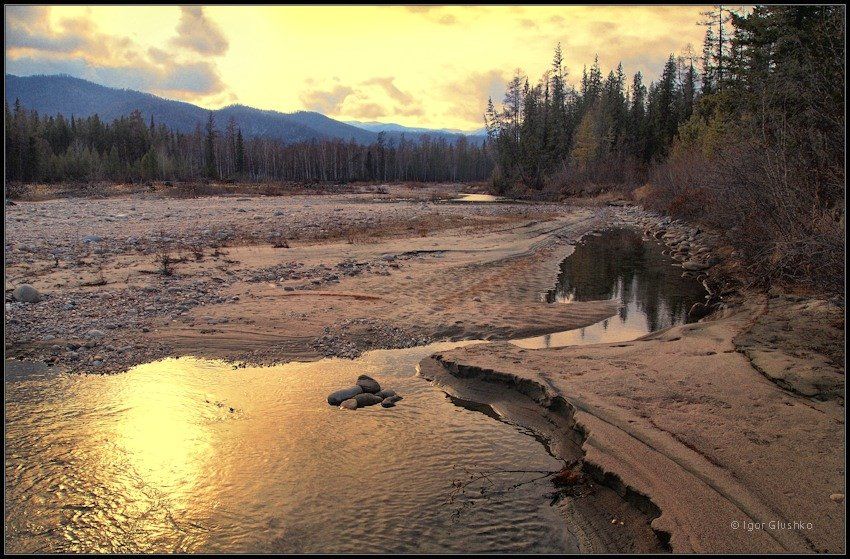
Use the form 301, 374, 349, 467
12, 284, 42, 303
356, 375, 381, 394
327, 385, 363, 406
354, 393, 383, 407
339, 398, 358, 410
377, 389, 397, 399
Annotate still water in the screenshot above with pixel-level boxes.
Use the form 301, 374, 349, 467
4, 227, 705, 553
450, 193, 505, 203
4, 343, 572, 554
513, 227, 706, 349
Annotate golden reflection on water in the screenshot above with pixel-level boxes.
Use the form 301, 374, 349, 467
105, 358, 213, 506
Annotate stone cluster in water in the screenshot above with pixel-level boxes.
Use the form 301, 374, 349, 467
326, 375, 402, 410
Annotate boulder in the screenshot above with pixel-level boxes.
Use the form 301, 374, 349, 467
327, 385, 363, 405
339, 398, 358, 410
377, 389, 397, 399
356, 375, 381, 394
12, 284, 42, 303
354, 393, 383, 407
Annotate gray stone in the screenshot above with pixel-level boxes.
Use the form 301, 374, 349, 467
82, 235, 103, 243
12, 284, 42, 303
381, 395, 403, 408
377, 389, 397, 399
339, 398, 358, 410
682, 260, 709, 271
356, 375, 381, 394
327, 385, 363, 405
353, 392, 383, 407
85, 329, 107, 339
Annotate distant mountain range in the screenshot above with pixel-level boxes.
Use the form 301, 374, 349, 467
4, 74, 485, 146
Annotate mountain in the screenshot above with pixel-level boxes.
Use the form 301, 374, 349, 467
345, 120, 487, 139
6, 74, 474, 145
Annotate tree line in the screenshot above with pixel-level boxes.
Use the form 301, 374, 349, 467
483, 5, 843, 289
484, 42, 700, 193
4, 103, 492, 184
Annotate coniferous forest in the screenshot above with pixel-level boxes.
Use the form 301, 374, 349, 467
4, 105, 492, 185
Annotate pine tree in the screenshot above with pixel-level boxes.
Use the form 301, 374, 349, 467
204, 112, 217, 179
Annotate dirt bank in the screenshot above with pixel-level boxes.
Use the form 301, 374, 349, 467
427, 296, 845, 553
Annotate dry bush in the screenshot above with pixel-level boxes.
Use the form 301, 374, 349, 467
649, 135, 845, 293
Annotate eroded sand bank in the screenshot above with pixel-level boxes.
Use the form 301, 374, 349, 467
427, 296, 845, 553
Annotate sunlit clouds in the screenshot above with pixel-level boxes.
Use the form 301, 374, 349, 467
4, 5, 712, 130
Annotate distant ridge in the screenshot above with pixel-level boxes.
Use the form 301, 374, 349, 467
4, 74, 485, 145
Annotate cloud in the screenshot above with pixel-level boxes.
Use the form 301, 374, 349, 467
405, 6, 461, 25
441, 69, 508, 125
170, 6, 229, 56
362, 77, 414, 105
5, 5, 230, 102
299, 84, 355, 114
299, 77, 423, 119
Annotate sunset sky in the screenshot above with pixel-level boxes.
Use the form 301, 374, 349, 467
5, 5, 713, 131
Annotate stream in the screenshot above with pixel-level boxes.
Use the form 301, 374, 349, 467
4, 227, 706, 553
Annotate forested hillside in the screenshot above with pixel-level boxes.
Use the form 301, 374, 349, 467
4, 105, 491, 184
484, 5, 844, 289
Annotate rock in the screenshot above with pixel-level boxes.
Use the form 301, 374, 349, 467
830, 493, 844, 503
377, 389, 397, 399
682, 260, 709, 271
82, 235, 103, 243
12, 284, 42, 303
356, 375, 381, 394
354, 392, 383, 407
339, 398, 358, 410
381, 395, 403, 408
688, 302, 713, 321
86, 329, 107, 339
327, 385, 364, 405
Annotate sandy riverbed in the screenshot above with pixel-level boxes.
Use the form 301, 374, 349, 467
5, 185, 624, 372
5, 183, 845, 553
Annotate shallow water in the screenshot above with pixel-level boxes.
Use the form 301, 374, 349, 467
4, 343, 573, 554
4, 226, 705, 553
513, 227, 706, 349
451, 193, 504, 203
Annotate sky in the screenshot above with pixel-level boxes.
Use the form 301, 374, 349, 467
5, 5, 713, 131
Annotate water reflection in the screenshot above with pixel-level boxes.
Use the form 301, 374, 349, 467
4, 344, 571, 554
451, 193, 504, 203
515, 228, 706, 349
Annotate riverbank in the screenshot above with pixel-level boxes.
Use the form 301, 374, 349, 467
425, 292, 845, 553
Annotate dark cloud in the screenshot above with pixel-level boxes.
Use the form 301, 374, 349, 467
171, 6, 229, 56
